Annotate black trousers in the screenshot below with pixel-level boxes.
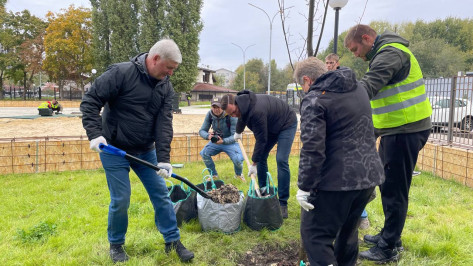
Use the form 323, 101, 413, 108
301, 188, 374, 266
378, 129, 430, 247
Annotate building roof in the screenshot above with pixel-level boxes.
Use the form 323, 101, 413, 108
192, 83, 238, 93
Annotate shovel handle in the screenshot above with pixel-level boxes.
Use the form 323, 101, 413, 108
237, 139, 262, 197
99, 144, 212, 199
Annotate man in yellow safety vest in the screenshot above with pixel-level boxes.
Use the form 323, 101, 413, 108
345, 24, 431, 263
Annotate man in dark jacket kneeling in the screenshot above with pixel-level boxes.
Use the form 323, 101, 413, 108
294, 57, 385, 266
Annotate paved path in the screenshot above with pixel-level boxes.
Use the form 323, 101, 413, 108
0, 105, 210, 118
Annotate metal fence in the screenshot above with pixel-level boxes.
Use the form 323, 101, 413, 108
425, 76, 473, 147
261, 76, 473, 147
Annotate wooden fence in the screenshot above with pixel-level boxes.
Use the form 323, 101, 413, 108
1, 133, 471, 189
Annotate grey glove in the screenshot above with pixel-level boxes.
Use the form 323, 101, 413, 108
248, 164, 257, 177
296, 189, 315, 212
156, 162, 173, 178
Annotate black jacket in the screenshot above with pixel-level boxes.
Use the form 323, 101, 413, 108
80, 53, 174, 162
235, 90, 297, 163
298, 67, 384, 192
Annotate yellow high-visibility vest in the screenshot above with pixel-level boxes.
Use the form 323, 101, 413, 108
369, 43, 432, 129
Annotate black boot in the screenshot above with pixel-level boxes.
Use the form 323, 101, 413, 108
280, 205, 288, 219
359, 238, 400, 263
165, 240, 194, 262
364, 231, 404, 252
110, 243, 129, 263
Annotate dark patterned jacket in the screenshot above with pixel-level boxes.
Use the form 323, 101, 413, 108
298, 67, 384, 192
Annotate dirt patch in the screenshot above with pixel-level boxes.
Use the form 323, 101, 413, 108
208, 184, 241, 204
0, 113, 206, 139
236, 241, 305, 266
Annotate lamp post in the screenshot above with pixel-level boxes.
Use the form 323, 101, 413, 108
249, 3, 279, 95
329, 0, 348, 54
231, 43, 255, 91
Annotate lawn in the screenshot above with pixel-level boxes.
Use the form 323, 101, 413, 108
1, 155, 473, 265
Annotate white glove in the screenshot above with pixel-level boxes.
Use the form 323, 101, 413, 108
156, 162, 173, 178
248, 164, 257, 177
90, 136, 107, 152
296, 189, 315, 212
234, 132, 242, 140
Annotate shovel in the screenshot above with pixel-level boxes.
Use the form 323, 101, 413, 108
99, 143, 212, 199
237, 139, 263, 197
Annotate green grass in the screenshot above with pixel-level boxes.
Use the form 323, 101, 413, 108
1, 156, 473, 265
179, 101, 211, 107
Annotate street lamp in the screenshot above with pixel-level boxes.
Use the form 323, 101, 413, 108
248, 3, 279, 95
329, 0, 348, 54
231, 43, 255, 91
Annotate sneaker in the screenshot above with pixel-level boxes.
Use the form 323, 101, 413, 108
359, 239, 400, 263
110, 243, 129, 263
235, 175, 246, 181
165, 240, 194, 262
412, 171, 421, 176
359, 217, 370, 230
280, 205, 288, 219
364, 232, 404, 252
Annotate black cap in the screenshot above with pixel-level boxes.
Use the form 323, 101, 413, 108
211, 97, 221, 107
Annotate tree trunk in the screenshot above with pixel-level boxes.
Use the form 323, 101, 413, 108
23, 71, 27, 100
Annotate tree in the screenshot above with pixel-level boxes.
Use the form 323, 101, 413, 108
107, 0, 140, 62
90, 0, 140, 74
411, 38, 466, 78
2, 10, 46, 99
231, 58, 265, 93
163, 0, 203, 94
90, 0, 112, 74
139, 0, 165, 51
43, 6, 93, 98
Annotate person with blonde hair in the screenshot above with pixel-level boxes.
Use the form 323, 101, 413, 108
324, 53, 340, 71
294, 57, 384, 266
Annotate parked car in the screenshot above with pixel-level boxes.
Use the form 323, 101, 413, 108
430, 97, 473, 132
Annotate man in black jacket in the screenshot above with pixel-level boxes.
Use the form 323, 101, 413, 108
221, 90, 297, 218
80, 39, 194, 263
294, 57, 384, 266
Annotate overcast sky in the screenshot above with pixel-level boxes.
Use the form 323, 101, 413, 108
6, 0, 472, 71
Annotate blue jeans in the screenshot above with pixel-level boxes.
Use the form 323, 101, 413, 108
100, 150, 180, 244
257, 121, 297, 206
361, 209, 368, 218
200, 142, 243, 177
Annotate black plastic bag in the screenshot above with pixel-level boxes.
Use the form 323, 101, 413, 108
167, 180, 198, 226
243, 172, 283, 231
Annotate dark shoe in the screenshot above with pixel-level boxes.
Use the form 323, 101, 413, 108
165, 240, 194, 262
364, 233, 404, 252
280, 205, 288, 219
110, 243, 129, 263
359, 239, 400, 263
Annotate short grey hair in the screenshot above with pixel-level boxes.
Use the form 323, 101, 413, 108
149, 39, 182, 63
293, 57, 327, 85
